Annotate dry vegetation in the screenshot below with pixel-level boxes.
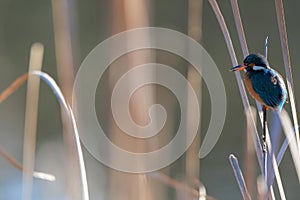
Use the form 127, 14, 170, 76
0, 0, 299, 199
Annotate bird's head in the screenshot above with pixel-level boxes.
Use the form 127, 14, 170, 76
230, 54, 270, 72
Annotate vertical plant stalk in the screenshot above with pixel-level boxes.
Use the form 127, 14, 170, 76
275, 0, 300, 151
22, 43, 44, 200
276, 139, 288, 164
264, 36, 269, 59
208, 0, 263, 167
229, 154, 252, 200
230, 1, 286, 199
186, 0, 203, 195
269, 111, 282, 153
206, 7, 272, 196
244, 107, 256, 197
125, 1, 153, 199
108, 1, 155, 200
262, 37, 269, 190
210, 0, 268, 196
262, 106, 267, 186
51, 0, 75, 103
274, 2, 300, 186
51, 1, 81, 198
256, 176, 266, 200
277, 110, 300, 181
230, 0, 249, 56
230, 0, 268, 175
108, 1, 126, 199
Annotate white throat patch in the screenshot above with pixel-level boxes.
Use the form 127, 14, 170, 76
253, 66, 266, 71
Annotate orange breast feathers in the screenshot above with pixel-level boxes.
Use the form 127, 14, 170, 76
244, 74, 267, 106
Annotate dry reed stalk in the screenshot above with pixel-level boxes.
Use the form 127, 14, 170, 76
51, 0, 75, 103
229, 0, 266, 171
208, 0, 263, 166
274, 0, 300, 186
275, 0, 300, 174
256, 176, 266, 200
230, 0, 300, 197
269, 111, 282, 153
244, 107, 256, 197
229, 1, 286, 198
229, 154, 251, 200
277, 110, 300, 181
185, 0, 203, 197
51, 1, 82, 198
22, 43, 44, 200
108, 1, 127, 199
108, 0, 157, 200
230, 0, 249, 56
265, 38, 285, 198
274, 0, 300, 152
210, 0, 286, 198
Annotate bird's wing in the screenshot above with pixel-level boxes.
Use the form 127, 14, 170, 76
251, 70, 287, 109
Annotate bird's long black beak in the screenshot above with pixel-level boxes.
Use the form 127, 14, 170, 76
230, 64, 246, 72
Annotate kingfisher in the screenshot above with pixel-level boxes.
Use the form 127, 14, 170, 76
230, 54, 287, 111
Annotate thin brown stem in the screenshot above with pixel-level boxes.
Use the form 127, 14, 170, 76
230, 0, 249, 56
0, 146, 55, 181
0, 73, 28, 104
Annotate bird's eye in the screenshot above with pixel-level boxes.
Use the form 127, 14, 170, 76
244, 63, 249, 66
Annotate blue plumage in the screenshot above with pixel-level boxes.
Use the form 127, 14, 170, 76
231, 54, 287, 111
245, 68, 287, 110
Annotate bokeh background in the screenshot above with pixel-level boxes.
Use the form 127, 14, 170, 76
0, 0, 299, 199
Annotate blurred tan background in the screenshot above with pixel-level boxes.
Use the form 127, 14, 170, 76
0, 0, 299, 199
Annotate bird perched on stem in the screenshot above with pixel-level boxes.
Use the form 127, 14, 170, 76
230, 54, 287, 112
231, 54, 287, 154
